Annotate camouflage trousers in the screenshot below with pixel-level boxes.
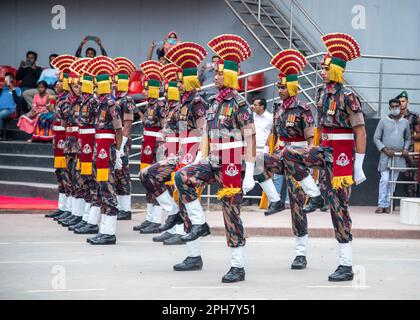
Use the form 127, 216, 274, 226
115, 145, 131, 196
403, 156, 419, 197
65, 154, 78, 198
94, 143, 119, 216
253, 150, 307, 237
175, 158, 245, 248
283, 146, 352, 243
140, 156, 188, 224
55, 168, 69, 196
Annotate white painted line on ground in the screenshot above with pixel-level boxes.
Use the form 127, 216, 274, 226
0, 259, 85, 264
306, 285, 370, 289
0, 242, 11, 245
171, 286, 242, 289
365, 258, 420, 262
26, 288, 106, 293
17, 241, 83, 245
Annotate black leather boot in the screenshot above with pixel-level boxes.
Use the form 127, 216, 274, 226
163, 234, 185, 245
74, 223, 99, 234
221, 267, 245, 283
45, 210, 65, 218
61, 215, 82, 227
180, 223, 211, 242
328, 265, 354, 282
302, 195, 323, 214
158, 212, 183, 232
264, 200, 285, 216
291, 255, 307, 270
139, 222, 161, 234
173, 256, 203, 271
152, 231, 175, 242
54, 211, 71, 221
117, 210, 132, 221
58, 214, 76, 225
87, 233, 116, 245
320, 198, 329, 212
68, 220, 87, 231
133, 220, 151, 231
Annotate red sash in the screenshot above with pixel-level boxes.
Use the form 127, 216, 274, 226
95, 129, 115, 182
140, 127, 162, 170
321, 127, 354, 189
53, 122, 66, 169
177, 131, 201, 170
79, 126, 95, 175
210, 138, 244, 199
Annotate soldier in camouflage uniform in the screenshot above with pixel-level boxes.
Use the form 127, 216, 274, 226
283, 33, 367, 282
174, 35, 255, 283
397, 91, 420, 198
46, 73, 72, 219
112, 58, 137, 221
254, 50, 315, 270
133, 60, 166, 234
85, 56, 123, 245
140, 56, 207, 245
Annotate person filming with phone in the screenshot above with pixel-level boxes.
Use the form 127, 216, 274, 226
16, 51, 43, 95
75, 36, 108, 58
0, 73, 22, 138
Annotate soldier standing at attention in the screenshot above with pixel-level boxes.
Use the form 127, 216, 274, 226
174, 35, 255, 283
283, 33, 367, 281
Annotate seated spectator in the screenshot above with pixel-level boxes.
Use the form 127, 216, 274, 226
373, 98, 411, 214
156, 31, 180, 59
76, 36, 107, 58
32, 81, 61, 143
199, 55, 220, 97
22, 53, 58, 109
17, 81, 50, 142
0, 73, 21, 140
16, 51, 43, 94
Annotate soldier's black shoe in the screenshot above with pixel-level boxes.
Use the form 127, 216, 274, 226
163, 234, 185, 245
180, 223, 211, 242
328, 265, 354, 282
45, 210, 65, 218
54, 211, 71, 221
74, 223, 99, 234
320, 199, 329, 212
152, 231, 174, 242
87, 233, 116, 245
302, 195, 323, 214
139, 222, 161, 234
68, 220, 86, 231
158, 212, 183, 232
173, 256, 203, 271
61, 215, 82, 227
117, 210, 132, 221
133, 220, 151, 231
291, 255, 307, 270
58, 214, 75, 225
221, 267, 245, 283
264, 200, 285, 216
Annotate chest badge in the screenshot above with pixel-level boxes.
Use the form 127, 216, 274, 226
327, 99, 337, 116
285, 114, 296, 127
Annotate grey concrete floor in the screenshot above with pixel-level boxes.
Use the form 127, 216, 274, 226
1, 213, 420, 300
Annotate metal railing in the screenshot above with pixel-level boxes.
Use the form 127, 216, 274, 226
389, 152, 419, 214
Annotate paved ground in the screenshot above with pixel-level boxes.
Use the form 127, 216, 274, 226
1, 212, 420, 300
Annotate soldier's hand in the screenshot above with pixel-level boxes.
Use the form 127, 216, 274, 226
242, 162, 256, 194
115, 150, 123, 170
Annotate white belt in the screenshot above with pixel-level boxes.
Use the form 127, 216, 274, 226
53, 126, 65, 131
180, 136, 202, 144
210, 141, 245, 151
279, 140, 308, 148
79, 128, 96, 135
144, 130, 163, 138
166, 137, 180, 143
95, 133, 115, 139
322, 133, 354, 141
66, 126, 79, 132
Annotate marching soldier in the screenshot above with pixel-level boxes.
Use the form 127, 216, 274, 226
283, 33, 367, 281
133, 60, 166, 234
141, 43, 208, 245
174, 35, 255, 283
46, 55, 75, 220
256, 49, 315, 269
112, 57, 137, 221
83, 56, 123, 245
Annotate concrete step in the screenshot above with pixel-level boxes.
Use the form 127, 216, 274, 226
0, 153, 54, 168
3, 129, 33, 141
0, 165, 56, 184
0, 141, 53, 155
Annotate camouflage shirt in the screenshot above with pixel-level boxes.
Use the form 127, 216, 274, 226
403, 110, 419, 151
141, 99, 165, 129
115, 94, 136, 123
95, 95, 122, 131
53, 92, 68, 124
78, 94, 98, 127
162, 100, 181, 135
179, 90, 207, 134
317, 82, 364, 129
57, 93, 79, 154
273, 96, 314, 140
